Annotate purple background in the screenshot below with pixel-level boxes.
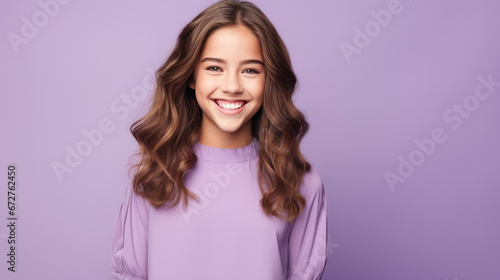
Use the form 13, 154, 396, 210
1, 0, 499, 279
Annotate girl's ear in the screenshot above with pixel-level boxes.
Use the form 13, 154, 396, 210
185, 84, 195, 95
188, 80, 195, 90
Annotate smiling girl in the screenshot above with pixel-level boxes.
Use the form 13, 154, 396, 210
110, 1, 328, 279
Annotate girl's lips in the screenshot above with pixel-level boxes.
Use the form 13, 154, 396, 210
212, 99, 247, 115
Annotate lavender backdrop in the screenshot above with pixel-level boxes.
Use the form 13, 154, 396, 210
1, 0, 499, 279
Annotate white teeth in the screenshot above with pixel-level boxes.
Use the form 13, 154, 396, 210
216, 100, 244, 110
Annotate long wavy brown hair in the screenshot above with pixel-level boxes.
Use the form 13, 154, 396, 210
129, 0, 310, 222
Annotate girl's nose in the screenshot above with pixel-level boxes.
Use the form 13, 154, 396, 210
221, 72, 243, 94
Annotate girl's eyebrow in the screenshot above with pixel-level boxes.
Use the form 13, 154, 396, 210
200, 57, 264, 66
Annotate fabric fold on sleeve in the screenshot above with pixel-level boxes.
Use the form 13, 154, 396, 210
287, 169, 329, 280
110, 181, 150, 280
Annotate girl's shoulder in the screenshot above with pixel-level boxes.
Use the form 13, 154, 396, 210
300, 167, 325, 197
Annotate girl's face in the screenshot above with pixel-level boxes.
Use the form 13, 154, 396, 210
190, 25, 265, 147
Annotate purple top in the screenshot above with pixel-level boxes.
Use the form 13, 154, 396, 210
110, 138, 328, 279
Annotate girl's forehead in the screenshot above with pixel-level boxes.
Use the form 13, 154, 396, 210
200, 25, 263, 61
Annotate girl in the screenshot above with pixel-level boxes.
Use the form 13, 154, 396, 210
111, 0, 328, 279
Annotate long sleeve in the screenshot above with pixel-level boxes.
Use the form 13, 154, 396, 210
110, 181, 150, 280
286, 169, 329, 280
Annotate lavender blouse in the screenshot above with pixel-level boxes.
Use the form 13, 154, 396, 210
110, 138, 328, 279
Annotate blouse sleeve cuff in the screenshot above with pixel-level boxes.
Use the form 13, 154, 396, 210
111, 268, 146, 280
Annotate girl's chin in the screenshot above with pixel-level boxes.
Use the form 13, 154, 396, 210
214, 123, 245, 134
212, 118, 251, 134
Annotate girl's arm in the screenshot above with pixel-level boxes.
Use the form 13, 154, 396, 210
287, 169, 329, 280
110, 181, 150, 280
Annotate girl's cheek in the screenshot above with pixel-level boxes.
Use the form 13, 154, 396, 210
205, 78, 220, 90
250, 78, 265, 93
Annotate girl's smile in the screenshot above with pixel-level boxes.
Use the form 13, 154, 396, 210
212, 99, 248, 115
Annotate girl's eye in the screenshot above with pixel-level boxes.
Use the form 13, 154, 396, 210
206, 66, 222, 72
243, 68, 259, 74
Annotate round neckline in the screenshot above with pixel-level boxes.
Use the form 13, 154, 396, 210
193, 138, 259, 163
